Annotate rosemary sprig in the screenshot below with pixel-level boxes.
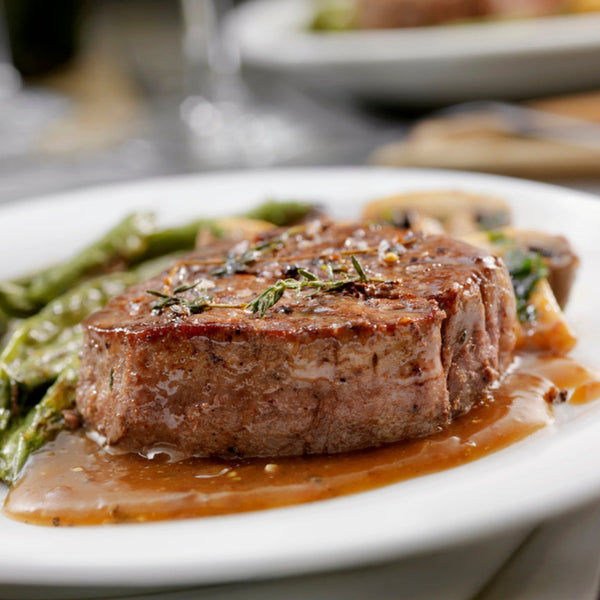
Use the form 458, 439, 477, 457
324, 261, 348, 281
246, 255, 374, 317
148, 255, 378, 318
351, 255, 368, 282
147, 281, 240, 315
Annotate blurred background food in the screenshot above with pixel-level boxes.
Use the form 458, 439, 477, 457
312, 0, 600, 30
371, 94, 600, 178
0, 0, 600, 204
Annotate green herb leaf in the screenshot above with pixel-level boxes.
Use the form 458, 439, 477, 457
147, 281, 240, 315
297, 268, 318, 281
350, 255, 368, 282
504, 249, 549, 323
246, 257, 380, 317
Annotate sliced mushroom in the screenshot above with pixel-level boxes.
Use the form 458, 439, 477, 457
462, 227, 579, 309
393, 210, 446, 235
362, 191, 512, 236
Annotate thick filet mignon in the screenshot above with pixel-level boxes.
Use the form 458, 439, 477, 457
76, 222, 517, 458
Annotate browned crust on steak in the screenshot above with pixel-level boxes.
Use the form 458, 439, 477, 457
76, 222, 517, 458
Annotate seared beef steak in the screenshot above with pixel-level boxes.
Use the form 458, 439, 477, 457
77, 222, 517, 457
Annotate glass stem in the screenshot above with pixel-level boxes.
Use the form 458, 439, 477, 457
0, 0, 21, 99
181, 0, 242, 104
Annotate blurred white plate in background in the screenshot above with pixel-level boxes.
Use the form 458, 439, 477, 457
0, 168, 599, 587
228, 0, 600, 105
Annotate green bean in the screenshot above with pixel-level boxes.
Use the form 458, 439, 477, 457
139, 220, 220, 262
243, 200, 318, 227
0, 213, 155, 317
0, 281, 38, 317
1, 271, 138, 391
0, 357, 79, 485
0, 308, 8, 346
0, 377, 13, 431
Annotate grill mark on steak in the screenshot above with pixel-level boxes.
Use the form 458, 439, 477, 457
77, 222, 518, 458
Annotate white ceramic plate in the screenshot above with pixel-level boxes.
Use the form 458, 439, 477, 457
228, 0, 600, 104
0, 168, 599, 587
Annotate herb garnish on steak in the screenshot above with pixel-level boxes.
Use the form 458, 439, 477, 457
147, 255, 377, 318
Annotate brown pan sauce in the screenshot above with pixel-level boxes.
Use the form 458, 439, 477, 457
4, 353, 600, 527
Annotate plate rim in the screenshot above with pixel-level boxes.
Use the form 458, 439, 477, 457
229, 0, 600, 68
0, 167, 599, 587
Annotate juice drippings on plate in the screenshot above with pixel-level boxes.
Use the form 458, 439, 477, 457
4, 357, 564, 527
517, 354, 600, 405
570, 381, 600, 405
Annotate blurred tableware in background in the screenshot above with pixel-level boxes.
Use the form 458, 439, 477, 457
0, 0, 388, 203
0, 1, 73, 166
180, 0, 323, 168
3, 0, 83, 77
371, 92, 600, 178
228, 0, 600, 105
2, 0, 147, 158
0, 1, 175, 202
0, 2, 19, 100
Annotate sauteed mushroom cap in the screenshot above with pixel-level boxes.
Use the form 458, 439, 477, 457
363, 191, 511, 236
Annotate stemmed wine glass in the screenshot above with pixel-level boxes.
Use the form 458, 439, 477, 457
179, 0, 316, 168
0, 2, 71, 172
0, 3, 19, 100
